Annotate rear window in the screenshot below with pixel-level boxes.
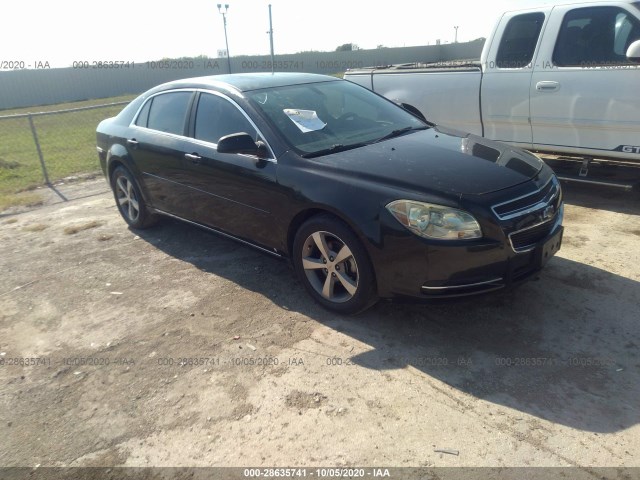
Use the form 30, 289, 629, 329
496, 12, 545, 68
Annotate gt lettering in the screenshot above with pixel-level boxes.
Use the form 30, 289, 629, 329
622, 145, 640, 154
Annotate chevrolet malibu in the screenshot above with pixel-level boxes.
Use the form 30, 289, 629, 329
96, 73, 563, 314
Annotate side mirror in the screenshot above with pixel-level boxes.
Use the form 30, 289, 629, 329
626, 39, 640, 62
398, 102, 436, 127
217, 132, 268, 158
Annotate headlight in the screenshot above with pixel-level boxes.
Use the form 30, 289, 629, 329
386, 200, 482, 240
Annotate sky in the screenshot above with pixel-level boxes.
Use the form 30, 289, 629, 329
1, 0, 561, 69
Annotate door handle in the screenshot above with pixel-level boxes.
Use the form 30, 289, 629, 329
184, 153, 202, 164
535, 81, 560, 92
127, 138, 139, 147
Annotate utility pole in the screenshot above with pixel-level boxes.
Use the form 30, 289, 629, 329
217, 4, 231, 73
268, 4, 275, 73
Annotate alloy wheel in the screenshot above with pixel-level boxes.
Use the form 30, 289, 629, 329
301, 231, 359, 303
115, 176, 140, 222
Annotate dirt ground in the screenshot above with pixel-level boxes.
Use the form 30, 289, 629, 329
0, 177, 639, 472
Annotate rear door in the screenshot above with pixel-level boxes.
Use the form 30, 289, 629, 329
128, 90, 196, 217
530, 3, 640, 159
481, 11, 546, 148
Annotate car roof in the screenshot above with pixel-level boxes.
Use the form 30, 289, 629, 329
154, 72, 339, 94
113, 73, 342, 128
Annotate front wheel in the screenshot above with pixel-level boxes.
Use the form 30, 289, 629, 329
293, 214, 377, 315
111, 166, 157, 229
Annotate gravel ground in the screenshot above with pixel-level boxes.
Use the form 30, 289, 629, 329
0, 178, 638, 473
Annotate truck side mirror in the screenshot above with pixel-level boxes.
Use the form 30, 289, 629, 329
626, 40, 640, 62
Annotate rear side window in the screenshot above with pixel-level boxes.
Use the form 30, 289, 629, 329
553, 7, 640, 66
496, 13, 545, 68
146, 92, 192, 135
134, 98, 151, 127
194, 93, 257, 145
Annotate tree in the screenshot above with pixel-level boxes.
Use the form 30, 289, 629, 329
335, 43, 359, 52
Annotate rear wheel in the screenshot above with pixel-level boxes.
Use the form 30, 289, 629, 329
111, 166, 157, 229
293, 215, 377, 314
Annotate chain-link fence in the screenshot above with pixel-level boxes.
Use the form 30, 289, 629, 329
0, 101, 129, 204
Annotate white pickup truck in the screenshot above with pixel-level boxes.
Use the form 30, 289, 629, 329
345, 1, 640, 186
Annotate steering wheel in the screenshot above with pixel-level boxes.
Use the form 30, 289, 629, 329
337, 112, 359, 123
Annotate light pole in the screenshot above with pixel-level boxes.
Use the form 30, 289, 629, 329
454, 26, 459, 43
267, 4, 275, 73
217, 3, 231, 73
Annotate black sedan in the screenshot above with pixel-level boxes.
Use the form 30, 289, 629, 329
96, 73, 563, 314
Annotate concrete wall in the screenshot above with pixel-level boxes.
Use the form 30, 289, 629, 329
0, 40, 484, 110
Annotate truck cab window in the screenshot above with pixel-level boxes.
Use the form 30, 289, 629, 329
614, 12, 640, 55
553, 7, 640, 66
496, 13, 545, 68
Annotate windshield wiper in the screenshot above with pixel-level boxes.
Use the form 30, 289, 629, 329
301, 142, 369, 158
301, 126, 429, 158
373, 125, 429, 144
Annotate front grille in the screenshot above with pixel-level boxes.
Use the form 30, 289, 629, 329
509, 220, 555, 251
493, 177, 559, 219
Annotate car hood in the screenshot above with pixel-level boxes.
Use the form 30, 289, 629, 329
315, 126, 544, 196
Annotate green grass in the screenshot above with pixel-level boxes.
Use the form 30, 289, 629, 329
0, 191, 43, 211
0, 95, 137, 116
0, 94, 137, 208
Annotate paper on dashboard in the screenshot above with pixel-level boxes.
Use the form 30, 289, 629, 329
283, 109, 326, 133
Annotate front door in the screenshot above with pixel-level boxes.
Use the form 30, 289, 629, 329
530, 5, 640, 159
182, 92, 283, 250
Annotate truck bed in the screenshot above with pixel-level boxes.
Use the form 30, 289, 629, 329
346, 60, 482, 75
346, 62, 484, 136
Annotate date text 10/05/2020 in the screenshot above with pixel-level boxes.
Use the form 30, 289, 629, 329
243, 468, 391, 477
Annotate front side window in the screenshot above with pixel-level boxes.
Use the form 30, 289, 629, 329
553, 7, 640, 66
145, 91, 192, 135
194, 93, 257, 145
496, 13, 545, 68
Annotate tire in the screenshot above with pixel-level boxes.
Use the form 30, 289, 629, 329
292, 214, 378, 315
111, 166, 158, 229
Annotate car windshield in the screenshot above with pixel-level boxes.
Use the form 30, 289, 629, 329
247, 80, 428, 157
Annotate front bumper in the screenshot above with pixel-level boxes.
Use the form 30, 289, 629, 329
372, 203, 564, 300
